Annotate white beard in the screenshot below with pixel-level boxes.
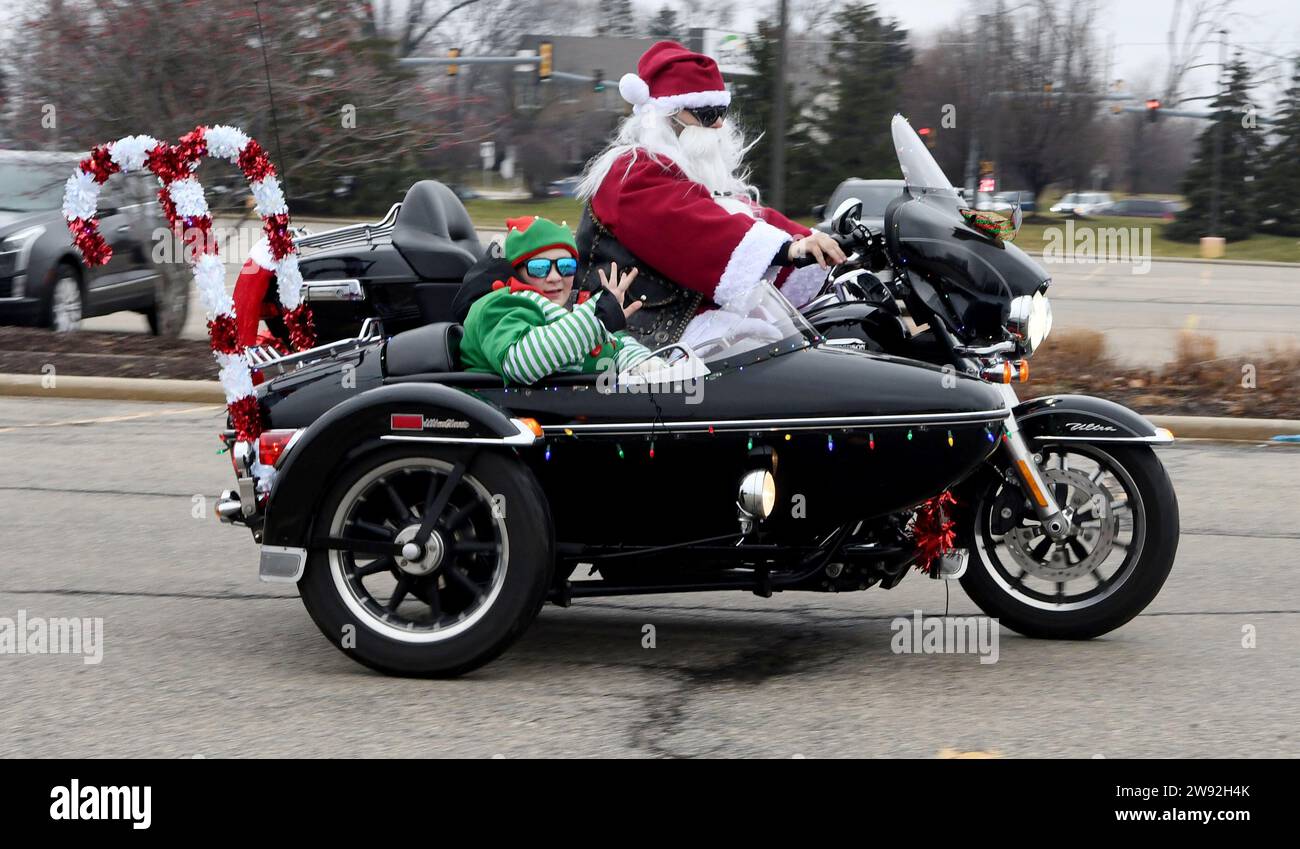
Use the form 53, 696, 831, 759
578, 112, 757, 203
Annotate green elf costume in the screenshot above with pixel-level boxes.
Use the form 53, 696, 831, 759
460, 216, 659, 384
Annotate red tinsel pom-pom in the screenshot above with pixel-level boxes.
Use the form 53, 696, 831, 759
283, 303, 317, 352
180, 215, 216, 262
237, 140, 276, 183
207, 314, 240, 355
174, 126, 208, 166
156, 187, 179, 228
146, 142, 190, 185
912, 491, 957, 574
264, 214, 295, 261
227, 394, 265, 443
79, 145, 120, 184
68, 218, 112, 266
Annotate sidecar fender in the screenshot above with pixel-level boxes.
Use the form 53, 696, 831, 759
260, 383, 535, 551
1014, 394, 1174, 445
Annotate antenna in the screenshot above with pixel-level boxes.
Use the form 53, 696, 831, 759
253, 0, 289, 197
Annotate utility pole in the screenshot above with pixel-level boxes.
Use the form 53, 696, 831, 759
1209, 28, 1227, 236
770, 0, 789, 211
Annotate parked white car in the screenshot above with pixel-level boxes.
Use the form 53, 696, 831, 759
1050, 192, 1113, 217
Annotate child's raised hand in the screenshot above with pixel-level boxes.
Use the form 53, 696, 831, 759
597, 261, 643, 319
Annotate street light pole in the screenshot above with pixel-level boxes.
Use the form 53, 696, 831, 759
770, 0, 789, 212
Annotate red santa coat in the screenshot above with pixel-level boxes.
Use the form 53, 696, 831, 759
591, 151, 819, 312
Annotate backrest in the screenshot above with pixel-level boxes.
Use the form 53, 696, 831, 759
384, 321, 464, 376
392, 181, 483, 280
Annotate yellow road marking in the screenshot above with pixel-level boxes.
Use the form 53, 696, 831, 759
0, 405, 222, 433
937, 747, 1003, 759
1184, 314, 1200, 330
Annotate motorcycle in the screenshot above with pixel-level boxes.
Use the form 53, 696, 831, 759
218, 116, 1179, 677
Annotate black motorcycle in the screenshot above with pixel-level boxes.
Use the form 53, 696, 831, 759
220, 116, 1178, 677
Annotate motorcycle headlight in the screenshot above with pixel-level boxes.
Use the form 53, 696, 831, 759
1007, 292, 1052, 354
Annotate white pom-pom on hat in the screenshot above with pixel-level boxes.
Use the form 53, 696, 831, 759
619, 73, 650, 106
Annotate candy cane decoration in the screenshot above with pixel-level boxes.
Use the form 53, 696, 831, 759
61, 125, 315, 442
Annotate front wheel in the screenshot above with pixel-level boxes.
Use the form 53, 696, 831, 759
297, 445, 554, 677
960, 442, 1179, 639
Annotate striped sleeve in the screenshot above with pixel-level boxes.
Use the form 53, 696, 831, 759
500, 296, 607, 384
611, 332, 657, 372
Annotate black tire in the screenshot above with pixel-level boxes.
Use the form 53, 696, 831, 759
297, 445, 554, 677
960, 443, 1179, 639
146, 266, 189, 337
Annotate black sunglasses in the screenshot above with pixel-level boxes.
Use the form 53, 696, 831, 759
686, 105, 729, 126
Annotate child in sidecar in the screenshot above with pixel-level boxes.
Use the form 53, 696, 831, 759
459, 216, 661, 384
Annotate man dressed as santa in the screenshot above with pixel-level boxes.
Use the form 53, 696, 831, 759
575, 40, 845, 350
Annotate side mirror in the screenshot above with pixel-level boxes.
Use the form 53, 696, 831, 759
1010, 202, 1023, 237
830, 197, 863, 237
810, 203, 826, 219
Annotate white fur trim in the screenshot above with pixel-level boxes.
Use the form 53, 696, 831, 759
248, 238, 274, 271
61, 170, 100, 221
713, 219, 788, 311
778, 264, 826, 309
635, 88, 732, 116
619, 73, 650, 106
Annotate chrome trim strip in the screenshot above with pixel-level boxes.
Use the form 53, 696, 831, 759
302, 279, 365, 302
543, 408, 1008, 435
259, 545, 307, 583
1031, 433, 1175, 445
380, 418, 537, 446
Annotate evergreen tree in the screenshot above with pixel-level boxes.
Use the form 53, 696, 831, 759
731, 20, 792, 205
596, 0, 637, 37
649, 6, 681, 41
799, 4, 911, 212
1166, 56, 1263, 242
1256, 58, 1300, 236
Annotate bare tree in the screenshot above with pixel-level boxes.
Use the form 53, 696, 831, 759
1162, 0, 1236, 105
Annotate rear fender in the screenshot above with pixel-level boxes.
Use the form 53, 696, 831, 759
260, 383, 535, 550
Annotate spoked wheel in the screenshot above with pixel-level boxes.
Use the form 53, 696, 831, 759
298, 445, 553, 677
961, 442, 1179, 639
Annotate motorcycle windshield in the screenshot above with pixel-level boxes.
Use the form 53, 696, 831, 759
891, 114, 961, 200
676, 278, 817, 371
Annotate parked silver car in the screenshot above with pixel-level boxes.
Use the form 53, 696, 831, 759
1049, 191, 1114, 217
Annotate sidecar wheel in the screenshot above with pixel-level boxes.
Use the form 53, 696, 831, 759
960, 443, 1178, 639
298, 445, 553, 677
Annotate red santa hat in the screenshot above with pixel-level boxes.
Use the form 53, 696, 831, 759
619, 40, 731, 115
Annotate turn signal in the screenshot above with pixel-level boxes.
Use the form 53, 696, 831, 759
519, 417, 545, 438
257, 429, 299, 468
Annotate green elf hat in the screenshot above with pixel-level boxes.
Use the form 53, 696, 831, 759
504, 216, 578, 266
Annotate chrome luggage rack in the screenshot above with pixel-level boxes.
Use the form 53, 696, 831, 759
293, 203, 401, 253
247, 318, 384, 381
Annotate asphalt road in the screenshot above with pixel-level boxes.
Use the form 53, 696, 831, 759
76, 218, 1300, 366
1, 396, 1296, 758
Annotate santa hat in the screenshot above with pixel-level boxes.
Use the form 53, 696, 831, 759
503, 215, 578, 265
618, 40, 731, 116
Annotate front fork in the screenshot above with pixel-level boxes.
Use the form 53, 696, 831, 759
993, 385, 1072, 541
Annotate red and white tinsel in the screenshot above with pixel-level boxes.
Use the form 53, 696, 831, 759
911, 491, 958, 574
62, 125, 314, 444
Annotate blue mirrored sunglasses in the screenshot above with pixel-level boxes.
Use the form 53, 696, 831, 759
523, 257, 578, 278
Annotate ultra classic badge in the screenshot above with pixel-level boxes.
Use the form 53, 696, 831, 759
390, 414, 471, 431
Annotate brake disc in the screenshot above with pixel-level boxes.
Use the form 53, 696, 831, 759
1005, 467, 1119, 581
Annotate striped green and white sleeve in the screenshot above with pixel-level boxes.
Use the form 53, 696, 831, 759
612, 332, 658, 373
499, 295, 607, 384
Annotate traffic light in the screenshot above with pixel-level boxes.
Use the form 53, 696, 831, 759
447, 47, 460, 77
593, 69, 605, 93
538, 41, 553, 82
1145, 98, 1161, 123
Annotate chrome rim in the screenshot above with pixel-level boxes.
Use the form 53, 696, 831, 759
975, 443, 1145, 612
327, 457, 507, 643
51, 277, 82, 331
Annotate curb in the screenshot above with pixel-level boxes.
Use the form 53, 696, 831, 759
0, 373, 224, 404
3, 373, 1299, 442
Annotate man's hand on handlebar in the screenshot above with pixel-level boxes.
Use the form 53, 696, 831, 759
787, 231, 847, 269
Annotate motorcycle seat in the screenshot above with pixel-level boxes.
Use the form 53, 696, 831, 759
392, 181, 484, 280
385, 321, 463, 376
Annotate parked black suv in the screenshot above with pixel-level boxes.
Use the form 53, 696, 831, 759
0, 150, 188, 334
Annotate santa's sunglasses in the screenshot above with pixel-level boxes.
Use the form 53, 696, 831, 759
684, 105, 729, 126
521, 257, 578, 278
